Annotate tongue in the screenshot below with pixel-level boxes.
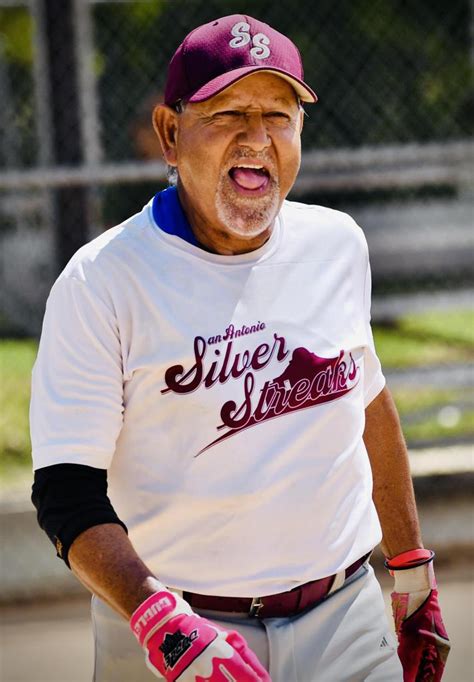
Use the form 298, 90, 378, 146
231, 167, 267, 190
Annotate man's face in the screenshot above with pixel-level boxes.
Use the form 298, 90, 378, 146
158, 72, 304, 254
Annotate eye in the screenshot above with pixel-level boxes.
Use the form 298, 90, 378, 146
212, 110, 242, 119
265, 111, 292, 124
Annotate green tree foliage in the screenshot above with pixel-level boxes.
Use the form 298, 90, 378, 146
0, 0, 472, 167
91, 0, 472, 157
0, 7, 36, 166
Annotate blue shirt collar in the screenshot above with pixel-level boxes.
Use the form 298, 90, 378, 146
151, 186, 200, 247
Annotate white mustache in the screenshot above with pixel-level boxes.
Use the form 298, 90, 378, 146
226, 151, 275, 175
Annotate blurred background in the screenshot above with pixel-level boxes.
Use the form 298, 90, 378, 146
0, 1, 473, 680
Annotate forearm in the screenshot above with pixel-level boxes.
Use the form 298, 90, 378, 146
363, 386, 423, 557
70, 524, 271, 680
68, 523, 161, 619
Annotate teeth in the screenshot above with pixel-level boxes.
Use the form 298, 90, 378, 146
234, 164, 264, 170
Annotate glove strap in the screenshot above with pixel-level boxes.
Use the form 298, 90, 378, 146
384, 548, 435, 571
130, 589, 178, 646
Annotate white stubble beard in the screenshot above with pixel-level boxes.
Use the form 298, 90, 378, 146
215, 172, 281, 239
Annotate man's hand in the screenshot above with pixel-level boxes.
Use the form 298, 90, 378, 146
392, 589, 450, 682
387, 550, 450, 682
131, 586, 271, 681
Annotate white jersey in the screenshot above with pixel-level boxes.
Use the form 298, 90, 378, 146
31, 198, 384, 597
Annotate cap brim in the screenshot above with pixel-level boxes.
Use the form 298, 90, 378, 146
187, 66, 317, 104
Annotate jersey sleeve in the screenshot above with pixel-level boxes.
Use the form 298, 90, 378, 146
362, 258, 385, 407
30, 276, 124, 470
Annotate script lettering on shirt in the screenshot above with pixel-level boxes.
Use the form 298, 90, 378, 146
161, 332, 288, 395
217, 350, 359, 435
198, 348, 360, 454
160, 323, 361, 455
208, 320, 266, 345
222, 321, 266, 341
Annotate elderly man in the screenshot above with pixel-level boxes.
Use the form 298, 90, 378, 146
31, 14, 449, 682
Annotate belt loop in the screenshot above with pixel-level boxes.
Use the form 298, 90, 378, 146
249, 597, 264, 617
328, 570, 345, 595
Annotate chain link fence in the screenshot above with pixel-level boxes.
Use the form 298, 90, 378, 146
0, 0, 473, 454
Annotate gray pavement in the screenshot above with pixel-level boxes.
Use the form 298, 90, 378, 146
386, 364, 474, 390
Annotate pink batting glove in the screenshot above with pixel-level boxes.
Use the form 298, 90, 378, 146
389, 552, 450, 682
130, 587, 271, 682
392, 589, 450, 682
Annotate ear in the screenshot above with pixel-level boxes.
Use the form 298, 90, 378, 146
298, 106, 305, 134
152, 104, 179, 166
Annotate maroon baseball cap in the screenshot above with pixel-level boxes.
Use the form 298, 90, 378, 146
164, 15, 317, 107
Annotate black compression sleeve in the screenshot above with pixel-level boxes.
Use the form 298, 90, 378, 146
31, 463, 127, 568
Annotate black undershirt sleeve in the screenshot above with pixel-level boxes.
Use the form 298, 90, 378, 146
31, 463, 128, 568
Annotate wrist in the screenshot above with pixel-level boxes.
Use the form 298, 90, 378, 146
385, 548, 434, 571
392, 562, 436, 593
130, 584, 193, 647
385, 548, 436, 593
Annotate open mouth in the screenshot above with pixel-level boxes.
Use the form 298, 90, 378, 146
228, 164, 271, 192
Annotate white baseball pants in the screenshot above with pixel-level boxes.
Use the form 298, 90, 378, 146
91, 562, 403, 681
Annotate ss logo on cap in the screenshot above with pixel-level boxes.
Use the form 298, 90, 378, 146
229, 22, 271, 60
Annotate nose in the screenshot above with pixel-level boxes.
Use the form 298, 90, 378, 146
237, 113, 271, 151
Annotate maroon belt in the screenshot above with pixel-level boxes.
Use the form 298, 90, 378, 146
183, 553, 370, 619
